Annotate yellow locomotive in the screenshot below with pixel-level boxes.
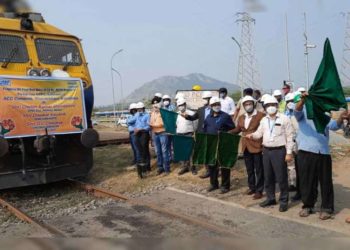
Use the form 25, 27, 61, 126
0, 3, 97, 189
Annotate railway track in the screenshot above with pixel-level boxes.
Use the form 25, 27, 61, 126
0, 180, 243, 237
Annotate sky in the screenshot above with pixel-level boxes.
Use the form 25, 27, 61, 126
28, 0, 350, 106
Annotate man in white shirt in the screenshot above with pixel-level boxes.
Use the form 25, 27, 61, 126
246, 96, 294, 212
219, 87, 236, 116
176, 98, 198, 175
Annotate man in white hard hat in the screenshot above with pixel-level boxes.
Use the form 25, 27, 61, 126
273, 89, 286, 113
182, 90, 213, 178
230, 96, 265, 200
295, 92, 346, 220
127, 103, 139, 166
149, 97, 171, 176
284, 93, 301, 202
162, 95, 176, 112
297, 87, 306, 95
176, 98, 198, 175
134, 102, 151, 178
204, 96, 235, 194
154, 93, 163, 103
233, 88, 253, 122
246, 96, 294, 212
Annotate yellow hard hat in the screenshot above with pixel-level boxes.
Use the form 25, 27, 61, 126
192, 85, 202, 91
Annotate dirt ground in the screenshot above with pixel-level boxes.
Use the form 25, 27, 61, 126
88, 135, 350, 236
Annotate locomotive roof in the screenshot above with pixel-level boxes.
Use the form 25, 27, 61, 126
0, 16, 79, 40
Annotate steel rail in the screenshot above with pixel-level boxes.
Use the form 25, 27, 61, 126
69, 179, 244, 237
0, 196, 67, 237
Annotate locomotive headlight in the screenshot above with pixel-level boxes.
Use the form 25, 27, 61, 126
27, 68, 40, 76
40, 69, 51, 77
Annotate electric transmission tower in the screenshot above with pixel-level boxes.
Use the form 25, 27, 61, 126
341, 12, 350, 86
234, 12, 260, 94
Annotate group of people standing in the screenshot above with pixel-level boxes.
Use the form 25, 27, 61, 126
126, 84, 350, 221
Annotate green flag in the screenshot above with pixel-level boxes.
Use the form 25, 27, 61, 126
160, 108, 178, 134
217, 132, 241, 169
192, 133, 218, 165
305, 38, 347, 133
173, 134, 194, 162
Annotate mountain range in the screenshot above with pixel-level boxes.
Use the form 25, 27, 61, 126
125, 73, 240, 103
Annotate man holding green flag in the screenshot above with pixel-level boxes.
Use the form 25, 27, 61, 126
202, 96, 235, 194
295, 39, 348, 220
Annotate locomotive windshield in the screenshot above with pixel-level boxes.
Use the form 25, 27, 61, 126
35, 38, 82, 66
0, 34, 29, 64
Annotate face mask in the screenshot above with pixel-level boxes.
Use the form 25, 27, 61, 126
287, 102, 295, 110
163, 101, 170, 106
178, 105, 186, 112
266, 106, 277, 115
220, 93, 226, 99
212, 106, 221, 113
244, 104, 254, 113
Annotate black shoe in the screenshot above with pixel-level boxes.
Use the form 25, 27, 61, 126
279, 204, 288, 212
178, 167, 189, 176
191, 166, 198, 175
291, 193, 301, 202
137, 165, 143, 179
259, 199, 277, 208
220, 188, 230, 194
207, 185, 219, 192
157, 169, 164, 176
200, 171, 210, 179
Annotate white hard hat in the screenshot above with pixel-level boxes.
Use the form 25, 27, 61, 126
297, 87, 306, 92
135, 102, 145, 109
202, 91, 213, 99
52, 69, 70, 78
175, 93, 185, 100
155, 93, 163, 98
242, 96, 256, 104
273, 90, 282, 97
264, 96, 278, 105
129, 103, 137, 110
209, 96, 221, 105
162, 95, 171, 100
176, 98, 186, 106
285, 93, 295, 102
261, 94, 271, 104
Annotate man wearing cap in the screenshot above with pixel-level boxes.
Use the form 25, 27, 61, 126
297, 87, 307, 95
285, 93, 301, 201
182, 91, 213, 178
154, 93, 163, 103
134, 102, 151, 178
295, 92, 346, 220
204, 96, 235, 194
162, 95, 176, 112
246, 96, 294, 212
230, 96, 265, 199
127, 103, 139, 166
219, 87, 236, 117
233, 88, 254, 122
273, 89, 287, 113
149, 98, 171, 176
176, 98, 198, 175
282, 82, 291, 96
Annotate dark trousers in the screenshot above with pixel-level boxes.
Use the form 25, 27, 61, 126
130, 132, 140, 165
294, 153, 301, 196
263, 147, 289, 205
297, 150, 334, 212
209, 165, 230, 189
244, 150, 264, 193
135, 131, 151, 171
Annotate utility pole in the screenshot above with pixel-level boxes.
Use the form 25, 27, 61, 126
110, 49, 123, 125
303, 13, 316, 90
285, 13, 291, 82
234, 12, 260, 94
341, 12, 350, 86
